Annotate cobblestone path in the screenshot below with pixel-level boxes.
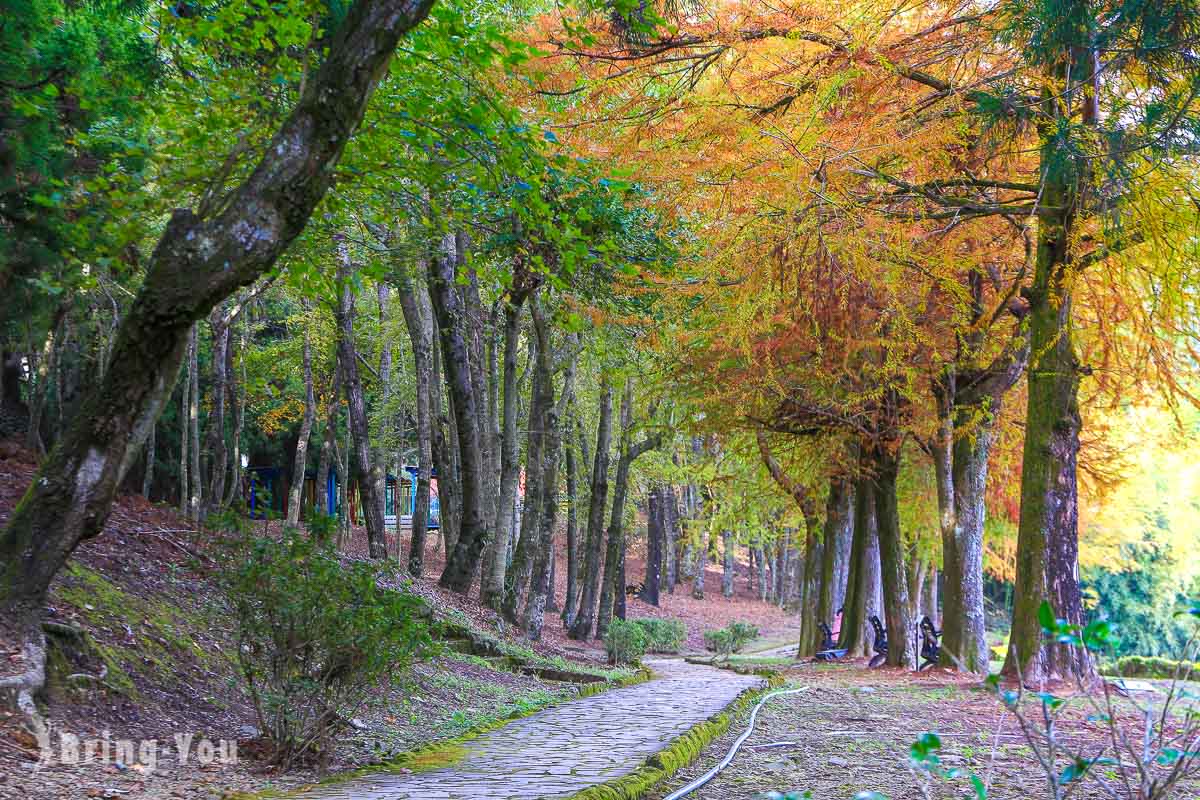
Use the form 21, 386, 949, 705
297, 658, 763, 800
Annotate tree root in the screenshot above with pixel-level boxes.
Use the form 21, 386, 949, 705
0, 623, 48, 734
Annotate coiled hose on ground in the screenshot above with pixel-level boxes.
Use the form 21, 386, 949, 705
661, 686, 810, 800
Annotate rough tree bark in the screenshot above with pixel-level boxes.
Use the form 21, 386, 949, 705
428, 233, 492, 593
561, 415, 582, 625
596, 382, 660, 638
640, 485, 663, 607
523, 337, 574, 640
0, 0, 436, 720
286, 326, 315, 527
397, 264, 434, 576
336, 247, 388, 558
567, 380, 613, 641
502, 304, 548, 622
872, 445, 914, 668
721, 529, 735, 598
840, 476, 882, 657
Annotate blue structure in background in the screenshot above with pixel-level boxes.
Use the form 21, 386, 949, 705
248, 463, 438, 528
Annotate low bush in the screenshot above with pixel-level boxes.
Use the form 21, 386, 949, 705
703, 621, 760, 658
603, 619, 647, 665
630, 618, 686, 653
220, 531, 432, 769
1104, 654, 1200, 679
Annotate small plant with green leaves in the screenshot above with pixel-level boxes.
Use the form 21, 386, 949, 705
704, 621, 760, 659
603, 619, 647, 665
630, 618, 686, 653
218, 530, 433, 770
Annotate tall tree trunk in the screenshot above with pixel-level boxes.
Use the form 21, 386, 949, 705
179, 349, 189, 516
204, 311, 230, 512
502, 304, 548, 622
597, 382, 660, 638
640, 485, 663, 606
923, 564, 939, 623
223, 317, 247, 508
1004, 53, 1092, 683
840, 477, 880, 657
817, 479, 851, 627
561, 416, 581, 625
567, 380, 613, 641
524, 343, 573, 640
873, 446, 914, 668
721, 529, 735, 598
482, 298, 527, 607
428, 321, 459, 555
286, 328, 315, 527
664, 483, 679, 592
187, 324, 202, 523
25, 307, 66, 456
693, 530, 707, 600
336, 247, 387, 559
798, 508, 823, 657
0, 0, 436, 719
428, 233, 491, 593
756, 545, 768, 602
374, 283, 393, 538
142, 423, 155, 499
397, 266, 434, 576
315, 364, 342, 517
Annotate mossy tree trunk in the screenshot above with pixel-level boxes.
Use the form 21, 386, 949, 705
0, 0, 436, 716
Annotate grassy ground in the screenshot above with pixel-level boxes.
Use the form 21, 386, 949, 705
648, 660, 1200, 800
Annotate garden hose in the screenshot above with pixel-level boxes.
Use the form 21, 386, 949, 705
661, 686, 810, 800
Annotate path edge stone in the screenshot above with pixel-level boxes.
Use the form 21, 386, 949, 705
223, 665, 655, 800
556, 671, 786, 800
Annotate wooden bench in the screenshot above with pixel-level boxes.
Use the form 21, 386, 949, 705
814, 621, 848, 661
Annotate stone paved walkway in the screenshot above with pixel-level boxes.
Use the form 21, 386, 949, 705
297, 658, 763, 800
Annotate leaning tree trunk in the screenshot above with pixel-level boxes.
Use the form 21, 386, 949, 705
397, 266, 435, 577
872, 446, 914, 668
0, 0, 436, 720
286, 328, 315, 527
482, 298, 527, 608
336, 249, 387, 559
567, 380, 613, 641
428, 233, 492, 593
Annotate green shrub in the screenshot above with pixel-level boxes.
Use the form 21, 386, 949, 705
220, 531, 432, 768
603, 619, 647, 665
1104, 655, 1200, 679
703, 621, 760, 658
630, 618, 686, 653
